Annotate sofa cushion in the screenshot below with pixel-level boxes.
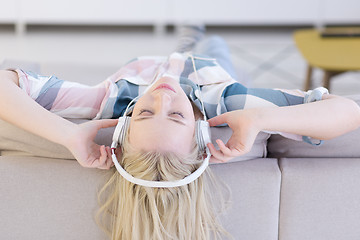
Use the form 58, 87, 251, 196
211, 158, 281, 240
0, 156, 108, 240
0, 119, 269, 162
0, 156, 281, 240
268, 95, 360, 158
278, 158, 360, 240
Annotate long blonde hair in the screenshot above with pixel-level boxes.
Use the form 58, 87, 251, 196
96, 136, 232, 240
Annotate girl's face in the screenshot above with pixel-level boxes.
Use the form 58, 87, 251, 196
129, 77, 196, 155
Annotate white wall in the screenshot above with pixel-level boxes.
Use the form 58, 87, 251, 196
1, 0, 359, 33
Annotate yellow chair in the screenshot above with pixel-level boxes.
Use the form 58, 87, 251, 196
294, 29, 360, 91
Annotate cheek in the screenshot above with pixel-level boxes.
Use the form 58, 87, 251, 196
180, 99, 196, 118
127, 128, 143, 150
128, 123, 153, 147
128, 123, 137, 144
131, 101, 144, 116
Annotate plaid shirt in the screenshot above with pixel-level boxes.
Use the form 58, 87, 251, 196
16, 52, 318, 143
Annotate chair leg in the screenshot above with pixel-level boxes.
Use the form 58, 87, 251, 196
304, 65, 313, 91
322, 71, 344, 92
323, 70, 332, 91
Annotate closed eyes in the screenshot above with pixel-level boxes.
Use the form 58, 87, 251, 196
139, 109, 184, 118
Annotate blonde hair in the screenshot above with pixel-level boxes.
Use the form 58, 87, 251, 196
96, 136, 232, 240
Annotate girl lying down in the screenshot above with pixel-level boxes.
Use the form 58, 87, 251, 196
1, 27, 359, 239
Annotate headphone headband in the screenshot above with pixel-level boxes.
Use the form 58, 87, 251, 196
111, 142, 210, 188
111, 118, 211, 188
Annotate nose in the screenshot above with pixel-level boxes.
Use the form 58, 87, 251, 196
153, 92, 172, 114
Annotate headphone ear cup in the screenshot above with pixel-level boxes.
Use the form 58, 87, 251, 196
119, 117, 131, 146
112, 116, 131, 146
196, 120, 211, 152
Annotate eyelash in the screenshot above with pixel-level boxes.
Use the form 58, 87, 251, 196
139, 109, 184, 118
172, 111, 185, 118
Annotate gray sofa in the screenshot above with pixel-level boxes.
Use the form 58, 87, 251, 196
1, 62, 360, 240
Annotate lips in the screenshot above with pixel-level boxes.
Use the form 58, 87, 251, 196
153, 83, 176, 93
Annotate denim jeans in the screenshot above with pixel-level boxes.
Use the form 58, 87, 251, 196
195, 36, 238, 80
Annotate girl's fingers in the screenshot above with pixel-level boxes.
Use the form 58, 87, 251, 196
96, 145, 109, 169
207, 113, 228, 127
207, 139, 245, 163
97, 119, 119, 130
105, 146, 114, 169
210, 156, 227, 163
216, 139, 233, 156
207, 143, 230, 163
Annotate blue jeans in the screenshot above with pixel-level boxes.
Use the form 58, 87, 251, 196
195, 36, 238, 80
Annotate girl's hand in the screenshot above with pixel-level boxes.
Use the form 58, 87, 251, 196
65, 119, 118, 170
207, 110, 260, 163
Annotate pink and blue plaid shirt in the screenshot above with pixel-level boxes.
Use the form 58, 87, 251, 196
15, 52, 322, 144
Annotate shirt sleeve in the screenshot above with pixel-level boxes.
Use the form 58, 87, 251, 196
220, 82, 328, 144
15, 69, 110, 119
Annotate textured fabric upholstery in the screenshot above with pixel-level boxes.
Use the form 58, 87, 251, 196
0, 156, 281, 240
278, 158, 360, 240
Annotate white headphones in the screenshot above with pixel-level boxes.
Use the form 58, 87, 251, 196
110, 115, 211, 188
111, 53, 213, 188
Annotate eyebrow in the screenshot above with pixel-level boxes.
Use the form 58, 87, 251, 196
134, 116, 186, 126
